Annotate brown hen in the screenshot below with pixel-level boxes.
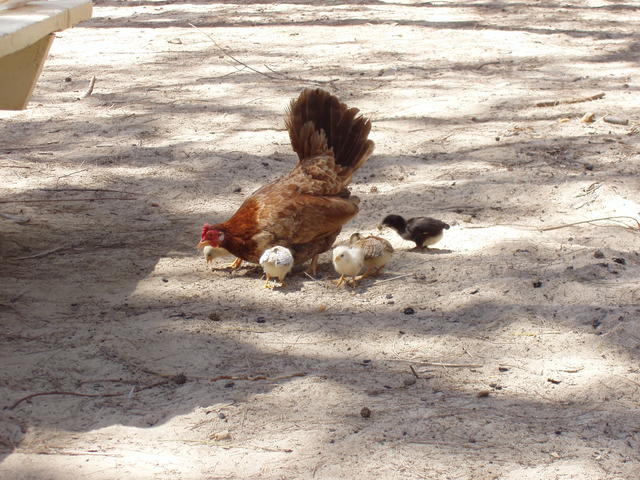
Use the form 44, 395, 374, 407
198, 89, 374, 274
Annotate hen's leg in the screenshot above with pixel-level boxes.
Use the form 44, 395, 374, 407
226, 257, 242, 270
306, 254, 319, 276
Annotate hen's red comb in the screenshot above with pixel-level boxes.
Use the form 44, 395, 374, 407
201, 224, 211, 240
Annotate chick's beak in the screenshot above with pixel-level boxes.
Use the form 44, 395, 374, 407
197, 240, 211, 250
376, 224, 384, 231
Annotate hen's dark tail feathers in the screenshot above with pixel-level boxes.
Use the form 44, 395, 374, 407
285, 88, 374, 185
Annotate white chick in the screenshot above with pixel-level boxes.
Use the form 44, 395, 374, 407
332, 245, 364, 287
259, 246, 294, 289
203, 245, 233, 264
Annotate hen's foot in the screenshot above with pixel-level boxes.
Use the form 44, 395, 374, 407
226, 257, 243, 270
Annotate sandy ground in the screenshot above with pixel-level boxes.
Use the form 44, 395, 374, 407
1, 1, 640, 479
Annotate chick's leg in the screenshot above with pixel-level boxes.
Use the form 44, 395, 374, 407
359, 267, 375, 280
335, 274, 345, 287
264, 274, 273, 289
369, 266, 385, 277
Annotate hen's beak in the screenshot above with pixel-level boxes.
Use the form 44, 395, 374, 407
197, 240, 211, 250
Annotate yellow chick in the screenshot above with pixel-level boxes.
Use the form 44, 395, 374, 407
332, 245, 365, 287
203, 245, 233, 264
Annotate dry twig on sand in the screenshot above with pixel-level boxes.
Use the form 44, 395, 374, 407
189, 23, 335, 85
39, 188, 138, 195
206, 372, 306, 382
539, 216, 640, 232
188, 23, 279, 80
0, 197, 136, 204
14, 246, 72, 260
7, 380, 169, 410
535, 92, 605, 107
80, 75, 96, 99
399, 359, 483, 368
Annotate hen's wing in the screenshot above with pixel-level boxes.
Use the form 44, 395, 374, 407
255, 188, 360, 245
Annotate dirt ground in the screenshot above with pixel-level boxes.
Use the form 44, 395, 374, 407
1, 0, 640, 478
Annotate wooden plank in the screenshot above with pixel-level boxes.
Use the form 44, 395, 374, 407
0, 32, 53, 109
0, 0, 92, 57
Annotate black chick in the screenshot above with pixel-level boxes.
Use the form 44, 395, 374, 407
380, 214, 450, 250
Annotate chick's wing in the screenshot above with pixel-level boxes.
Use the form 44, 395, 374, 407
358, 236, 394, 259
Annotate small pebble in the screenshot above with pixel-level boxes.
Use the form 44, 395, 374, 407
532, 280, 542, 288
218, 412, 226, 420
613, 257, 626, 265
211, 430, 231, 441
403, 307, 415, 315
498, 366, 509, 372
64, 76, 72, 82
256, 317, 266, 323
603, 115, 629, 126
360, 407, 371, 418
403, 378, 417, 387
581, 112, 595, 123
208, 313, 221, 321
172, 373, 187, 385
224, 382, 235, 388
162, 278, 169, 283
477, 390, 491, 398
593, 250, 605, 259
